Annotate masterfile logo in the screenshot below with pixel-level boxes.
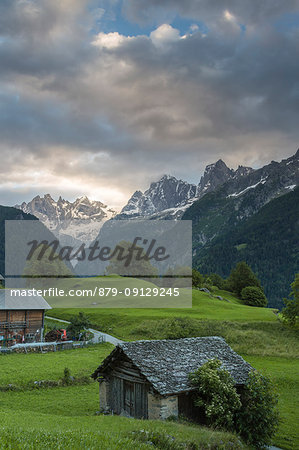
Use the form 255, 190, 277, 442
5, 219, 192, 308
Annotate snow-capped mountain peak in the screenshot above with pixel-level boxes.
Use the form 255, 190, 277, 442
117, 158, 255, 220
118, 174, 201, 219
15, 195, 117, 244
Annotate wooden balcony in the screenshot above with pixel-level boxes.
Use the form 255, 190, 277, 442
0, 321, 27, 329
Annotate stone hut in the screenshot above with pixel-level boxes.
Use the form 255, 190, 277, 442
92, 336, 253, 420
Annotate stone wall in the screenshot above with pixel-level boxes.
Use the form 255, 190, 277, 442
148, 393, 178, 420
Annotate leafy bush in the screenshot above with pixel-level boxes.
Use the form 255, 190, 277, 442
208, 273, 226, 290
156, 317, 199, 340
192, 269, 204, 288
282, 273, 299, 326
63, 367, 72, 385
202, 277, 214, 292
189, 359, 241, 431
189, 359, 279, 448
241, 286, 267, 307
67, 312, 90, 340
235, 371, 279, 447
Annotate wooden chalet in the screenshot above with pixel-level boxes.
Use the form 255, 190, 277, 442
0, 290, 51, 347
92, 336, 253, 420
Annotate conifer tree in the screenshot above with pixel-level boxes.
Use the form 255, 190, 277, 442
227, 261, 262, 297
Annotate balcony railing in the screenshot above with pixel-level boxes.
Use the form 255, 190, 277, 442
0, 321, 27, 329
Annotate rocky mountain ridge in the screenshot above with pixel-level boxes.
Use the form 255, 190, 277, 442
15, 194, 116, 244
117, 159, 254, 219
184, 149, 299, 247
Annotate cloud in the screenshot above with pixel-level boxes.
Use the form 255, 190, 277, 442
92, 31, 133, 49
123, 0, 298, 28
150, 24, 181, 48
0, 0, 298, 208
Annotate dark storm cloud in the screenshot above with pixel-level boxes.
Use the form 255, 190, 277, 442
0, 0, 298, 208
96, 27, 299, 138
0, 90, 132, 152
0, 0, 92, 78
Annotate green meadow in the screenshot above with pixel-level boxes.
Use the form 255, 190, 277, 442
0, 385, 244, 449
48, 285, 298, 449
0, 348, 244, 450
1, 284, 298, 449
0, 343, 113, 387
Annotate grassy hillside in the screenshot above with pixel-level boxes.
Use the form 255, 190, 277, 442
245, 355, 299, 450
49, 286, 276, 341
0, 347, 245, 450
0, 319, 298, 448
48, 287, 299, 449
2, 284, 298, 448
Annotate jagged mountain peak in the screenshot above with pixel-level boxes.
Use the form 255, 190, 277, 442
199, 159, 234, 193
118, 158, 254, 219
78, 195, 90, 202
119, 174, 200, 219
234, 165, 254, 178
118, 148, 297, 221
15, 194, 117, 244
44, 193, 55, 201
205, 159, 228, 171
159, 174, 177, 181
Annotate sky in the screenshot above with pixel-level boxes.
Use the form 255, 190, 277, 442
0, 0, 299, 210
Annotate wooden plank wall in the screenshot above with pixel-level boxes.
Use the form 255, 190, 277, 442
0, 310, 44, 344
106, 354, 149, 418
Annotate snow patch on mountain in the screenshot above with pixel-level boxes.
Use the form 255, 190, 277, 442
15, 194, 117, 244
227, 177, 268, 198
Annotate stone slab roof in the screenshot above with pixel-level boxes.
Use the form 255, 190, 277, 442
0, 290, 51, 310
93, 336, 253, 395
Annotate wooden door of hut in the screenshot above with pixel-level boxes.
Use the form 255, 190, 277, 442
124, 381, 134, 416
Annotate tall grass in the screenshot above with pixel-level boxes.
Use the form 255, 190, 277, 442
130, 318, 299, 358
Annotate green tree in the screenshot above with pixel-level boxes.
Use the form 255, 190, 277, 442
227, 261, 262, 297
192, 269, 203, 288
208, 273, 225, 290
241, 286, 267, 307
235, 371, 279, 447
189, 359, 241, 430
67, 312, 90, 341
282, 273, 299, 326
203, 276, 213, 291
